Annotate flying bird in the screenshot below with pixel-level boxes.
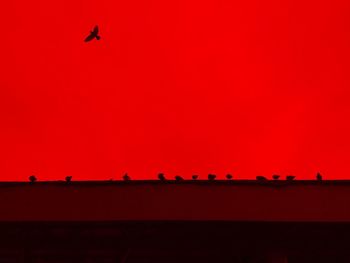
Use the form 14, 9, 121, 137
84, 25, 101, 42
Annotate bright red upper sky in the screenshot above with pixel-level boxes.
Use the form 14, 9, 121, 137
2, 0, 350, 181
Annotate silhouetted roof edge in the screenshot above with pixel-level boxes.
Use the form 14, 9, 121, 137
0, 180, 350, 187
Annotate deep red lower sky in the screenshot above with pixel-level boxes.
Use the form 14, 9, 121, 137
2, 0, 350, 181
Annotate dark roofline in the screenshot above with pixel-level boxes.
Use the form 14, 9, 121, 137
0, 179, 350, 187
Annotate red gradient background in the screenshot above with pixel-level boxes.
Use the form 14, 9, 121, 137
2, 0, 350, 181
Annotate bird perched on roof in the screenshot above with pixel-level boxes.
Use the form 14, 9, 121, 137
316, 172, 322, 181
84, 25, 101, 42
123, 173, 131, 181
256, 176, 267, 181
158, 173, 166, 181
272, 174, 280, 180
208, 174, 216, 181
226, 174, 233, 180
192, 175, 198, 180
29, 175, 37, 183
286, 175, 295, 181
65, 176, 72, 183
175, 175, 184, 181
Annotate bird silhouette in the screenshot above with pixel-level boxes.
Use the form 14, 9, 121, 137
208, 174, 216, 181
29, 175, 37, 183
65, 176, 72, 183
158, 173, 166, 181
175, 175, 184, 181
123, 173, 131, 181
192, 175, 199, 180
316, 172, 322, 181
226, 174, 233, 180
84, 25, 101, 42
286, 175, 296, 181
272, 174, 280, 180
256, 176, 267, 181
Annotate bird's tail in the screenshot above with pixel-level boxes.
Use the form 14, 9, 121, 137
96, 35, 101, 40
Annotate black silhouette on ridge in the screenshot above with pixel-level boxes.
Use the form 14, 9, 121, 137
158, 173, 166, 181
208, 174, 216, 181
29, 175, 37, 183
65, 176, 72, 183
175, 176, 184, 181
226, 174, 233, 180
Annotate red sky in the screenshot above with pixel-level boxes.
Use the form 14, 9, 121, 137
2, 0, 350, 181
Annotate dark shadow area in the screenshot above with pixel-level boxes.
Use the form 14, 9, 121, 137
0, 221, 349, 262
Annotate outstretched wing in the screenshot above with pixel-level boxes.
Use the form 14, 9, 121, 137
84, 33, 95, 42
92, 25, 99, 35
